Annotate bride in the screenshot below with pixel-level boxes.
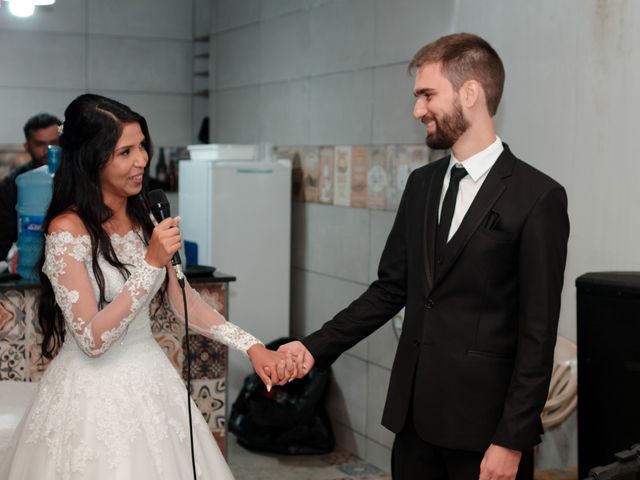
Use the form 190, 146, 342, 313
0, 94, 294, 479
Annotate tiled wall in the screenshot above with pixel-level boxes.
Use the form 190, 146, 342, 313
277, 144, 448, 210
0, 0, 197, 147
208, 0, 456, 471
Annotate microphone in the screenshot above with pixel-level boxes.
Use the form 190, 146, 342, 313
147, 189, 185, 287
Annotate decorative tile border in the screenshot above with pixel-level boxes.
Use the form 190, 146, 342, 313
276, 144, 449, 211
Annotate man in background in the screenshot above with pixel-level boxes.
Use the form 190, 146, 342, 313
0, 113, 61, 260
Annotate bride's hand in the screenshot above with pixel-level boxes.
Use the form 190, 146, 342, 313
247, 344, 297, 391
145, 217, 181, 268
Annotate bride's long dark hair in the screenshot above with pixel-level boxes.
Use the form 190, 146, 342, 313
38, 94, 157, 359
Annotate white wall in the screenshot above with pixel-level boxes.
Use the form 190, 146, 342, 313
0, 0, 195, 146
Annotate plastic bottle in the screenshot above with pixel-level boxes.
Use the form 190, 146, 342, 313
15, 163, 53, 281
47, 145, 61, 174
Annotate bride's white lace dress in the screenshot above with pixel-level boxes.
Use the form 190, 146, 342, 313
0, 230, 259, 479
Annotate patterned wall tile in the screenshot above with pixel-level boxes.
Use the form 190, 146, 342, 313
155, 332, 185, 372
278, 143, 448, 211
150, 295, 183, 336
275, 146, 304, 202
333, 145, 352, 206
190, 378, 226, 431
385, 145, 411, 211
182, 334, 227, 380
367, 146, 387, 209
302, 146, 320, 203
0, 290, 27, 342
318, 146, 335, 204
404, 145, 429, 172
0, 341, 26, 381
196, 285, 227, 317
23, 292, 48, 382
350, 145, 369, 208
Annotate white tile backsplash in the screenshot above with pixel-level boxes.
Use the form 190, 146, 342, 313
327, 354, 368, 435
309, 70, 373, 145
214, 86, 259, 143
215, 25, 260, 89
260, 0, 305, 21
87, 0, 192, 39
289, 267, 368, 360
0, 31, 86, 90
259, 11, 310, 83
332, 420, 367, 459
366, 363, 394, 448
309, 0, 374, 76
373, 0, 455, 66
258, 80, 310, 146
88, 37, 192, 93
215, 0, 260, 32
372, 64, 425, 145
369, 209, 396, 282
365, 439, 392, 474
292, 202, 370, 283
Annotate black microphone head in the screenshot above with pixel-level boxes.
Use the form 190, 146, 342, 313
147, 189, 171, 221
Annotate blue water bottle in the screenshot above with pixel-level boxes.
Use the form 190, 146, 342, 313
47, 145, 61, 174
15, 159, 54, 281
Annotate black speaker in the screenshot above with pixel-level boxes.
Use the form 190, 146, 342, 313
576, 272, 640, 478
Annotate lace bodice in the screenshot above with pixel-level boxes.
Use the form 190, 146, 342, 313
42, 230, 261, 357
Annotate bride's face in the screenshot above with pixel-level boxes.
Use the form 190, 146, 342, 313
100, 122, 148, 203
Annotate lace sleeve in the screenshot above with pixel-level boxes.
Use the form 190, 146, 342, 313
164, 269, 262, 355
42, 232, 164, 357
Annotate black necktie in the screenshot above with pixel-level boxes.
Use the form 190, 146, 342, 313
437, 166, 468, 254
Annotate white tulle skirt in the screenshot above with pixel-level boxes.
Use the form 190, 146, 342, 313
0, 337, 234, 480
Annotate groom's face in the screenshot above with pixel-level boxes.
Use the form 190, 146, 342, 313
413, 62, 469, 150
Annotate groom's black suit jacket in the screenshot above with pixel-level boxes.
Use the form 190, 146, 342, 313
303, 144, 569, 452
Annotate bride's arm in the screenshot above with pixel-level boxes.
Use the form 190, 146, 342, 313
43, 215, 164, 357
164, 267, 293, 387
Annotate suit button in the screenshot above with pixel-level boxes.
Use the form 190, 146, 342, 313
413, 340, 420, 346
425, 299, 434, 309
436, 257, 444, 265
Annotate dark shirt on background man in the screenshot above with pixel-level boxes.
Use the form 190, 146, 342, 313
0, 113, 61, 261
0, 160, 38, 260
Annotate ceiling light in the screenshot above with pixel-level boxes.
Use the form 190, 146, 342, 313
8, 0, 35, 17
5, 0, 55, 4
6, 0, 56, 18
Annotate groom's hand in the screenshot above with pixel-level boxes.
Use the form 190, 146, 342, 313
479, 444, 522, 480
278, 341, 315, 380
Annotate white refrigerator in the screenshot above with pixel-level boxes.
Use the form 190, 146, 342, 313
178, 146, 291, 402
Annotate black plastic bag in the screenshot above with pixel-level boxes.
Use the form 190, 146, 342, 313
228, 337, 335, 455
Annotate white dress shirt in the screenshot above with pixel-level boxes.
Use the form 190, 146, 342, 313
438, 136, 504, 242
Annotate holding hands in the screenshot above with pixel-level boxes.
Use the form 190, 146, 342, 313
247, 340, 316, 390
277, 341, 315, 379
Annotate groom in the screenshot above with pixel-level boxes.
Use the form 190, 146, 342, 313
279, 33, 569, 480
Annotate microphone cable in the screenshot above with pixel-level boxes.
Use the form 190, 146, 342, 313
178, 276, 198, 480
146, 189, 197, 479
